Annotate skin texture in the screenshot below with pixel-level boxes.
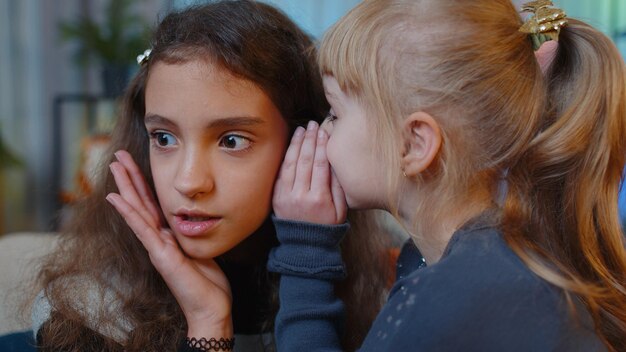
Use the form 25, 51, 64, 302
144, 60, 288, 260
272, 121, 347, 225
273, 75, 390, 224
275, 75, 459, 264
320, 76, 388, 210
106, 59, 288, 339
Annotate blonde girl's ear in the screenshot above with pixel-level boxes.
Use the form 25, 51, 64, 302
401, 111, 442, 177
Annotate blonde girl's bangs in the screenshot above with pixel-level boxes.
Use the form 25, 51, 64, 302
318, 0, 403, 95
319, 0, 414, 216
318, 4, 366, 93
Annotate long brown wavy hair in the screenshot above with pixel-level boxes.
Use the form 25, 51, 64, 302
319, 0, 626, 350
36, 1, 391, 351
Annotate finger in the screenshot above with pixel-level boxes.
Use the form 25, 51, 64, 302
310, 129, 331, 193
330, 169, 347, 223
275, 126, 306, 193
294, 121, 319, 191
108, 195, 193, 288
158, 228, 179, 248
106, 193, 165, 253
114, 150, 162, 223
193, 259, 232, 295
109, 162, 158, 228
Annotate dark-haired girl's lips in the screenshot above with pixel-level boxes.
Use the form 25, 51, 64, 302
173, 215, 221, 237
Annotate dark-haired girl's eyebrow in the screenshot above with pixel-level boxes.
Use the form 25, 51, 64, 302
205, 116, 266, 129
144, 114, 266, 129
144, 114, 177, 128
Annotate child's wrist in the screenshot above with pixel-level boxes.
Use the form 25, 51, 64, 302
186, 317, 233, 341
181, 336, 235, 351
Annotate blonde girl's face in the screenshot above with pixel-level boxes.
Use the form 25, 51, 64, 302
144, 60, 288, 260
322, 75, 388, 209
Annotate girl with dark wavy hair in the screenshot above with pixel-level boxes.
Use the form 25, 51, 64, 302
33, 1, 392, 351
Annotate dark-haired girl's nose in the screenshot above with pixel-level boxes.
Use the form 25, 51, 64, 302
174, 152, 215, 198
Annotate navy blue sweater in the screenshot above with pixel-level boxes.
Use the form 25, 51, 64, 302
268, 216, 606, 351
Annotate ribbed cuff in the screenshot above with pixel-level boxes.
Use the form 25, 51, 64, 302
267, 217, 349, 280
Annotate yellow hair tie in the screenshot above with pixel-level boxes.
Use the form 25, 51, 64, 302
519, 0, 567, 50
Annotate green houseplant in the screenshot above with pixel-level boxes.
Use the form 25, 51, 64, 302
0, 127, 23, 234
59, 0, 151, 97
0, 130, 22, 171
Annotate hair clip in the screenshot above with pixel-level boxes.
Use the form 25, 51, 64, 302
136, 49, 152, 66
519, 0, 567, 50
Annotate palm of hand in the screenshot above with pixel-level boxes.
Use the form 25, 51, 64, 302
106, 150, 232, 335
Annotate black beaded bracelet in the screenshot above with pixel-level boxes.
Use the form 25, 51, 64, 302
183, 337, 235, 351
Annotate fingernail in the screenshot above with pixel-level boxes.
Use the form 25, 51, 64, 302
318, 129, 326, 139
105, 194, 115, 204
114, 151, 121, 161
294, 126, 305, 137
307, 120, 318, 130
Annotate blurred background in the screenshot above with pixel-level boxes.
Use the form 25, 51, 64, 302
0, 0, 625, 234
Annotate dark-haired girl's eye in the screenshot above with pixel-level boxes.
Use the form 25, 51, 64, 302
219, 134, 252, 151
149, 131, 177, 148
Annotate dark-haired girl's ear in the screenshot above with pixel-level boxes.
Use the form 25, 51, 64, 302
401, 111, 442, 177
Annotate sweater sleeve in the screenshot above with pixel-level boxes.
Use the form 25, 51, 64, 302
267, 217, 348, 352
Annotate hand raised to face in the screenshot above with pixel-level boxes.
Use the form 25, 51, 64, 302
106, 150, 233, 339
273, 121, 347, 225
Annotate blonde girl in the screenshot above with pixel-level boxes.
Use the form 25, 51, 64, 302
268, 0, 626, 350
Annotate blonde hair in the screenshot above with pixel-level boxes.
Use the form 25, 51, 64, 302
319, 0, 626, 349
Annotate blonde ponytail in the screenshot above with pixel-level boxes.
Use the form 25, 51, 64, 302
503, 19, 626, 350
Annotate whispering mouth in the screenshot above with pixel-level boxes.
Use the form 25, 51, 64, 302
181, 215, 215, 222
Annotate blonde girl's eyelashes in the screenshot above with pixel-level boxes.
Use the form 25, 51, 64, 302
219, 134, 253, 152
325, 110, 338, 122
149, 131, 177, 149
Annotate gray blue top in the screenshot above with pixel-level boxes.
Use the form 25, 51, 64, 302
268, 215, 606, 351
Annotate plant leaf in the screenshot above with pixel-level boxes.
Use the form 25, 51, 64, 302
0, 131, 23, 170
57, 0, 152, 66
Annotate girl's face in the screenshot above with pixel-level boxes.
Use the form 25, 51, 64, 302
144, 60, 288, 260
322, 75, 388, 209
